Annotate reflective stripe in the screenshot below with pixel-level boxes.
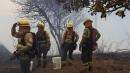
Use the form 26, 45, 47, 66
88, 62, 92, 66
82, 62, 92, 67
38, 41, 47, 44
82, 62, 89, 66
83, 66, 89, 69
87, 28, 90, 38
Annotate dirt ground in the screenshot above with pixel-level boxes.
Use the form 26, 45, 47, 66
0, 53, 130, 73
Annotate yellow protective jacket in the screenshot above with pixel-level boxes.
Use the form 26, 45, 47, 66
80, 27, 101, 48
11, 23, 33, 53
36, 30, 51, 49
62, 30, 79, 44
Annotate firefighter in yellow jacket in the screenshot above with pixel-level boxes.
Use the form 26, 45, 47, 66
61, 20, 79, 66
80, 19, 101, 73
36, 21, 51, 68
11, 18, 34, 73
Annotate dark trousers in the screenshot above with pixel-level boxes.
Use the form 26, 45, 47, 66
62, 43, 74, 61
81, 44, 93, 69
36, 47, 48, 67
19, 55, 31, 73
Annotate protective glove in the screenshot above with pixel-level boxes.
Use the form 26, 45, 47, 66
17, 44, 28, 53
79, 43, 82, 52
10, 51, 18, 60
72, 43, 77, 50
17, 44, 23, 49
13, 22, 19, 28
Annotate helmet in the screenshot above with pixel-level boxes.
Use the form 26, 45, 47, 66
67, 20, 73, 28
84, 19, 93, 25
19, 18, 30, 26
37, 21, 45, 27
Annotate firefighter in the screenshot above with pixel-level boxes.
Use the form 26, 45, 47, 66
61, 20, 79, 66
11, 18, 34, 73
79, 19, 101, 73
36, 21, 51, 68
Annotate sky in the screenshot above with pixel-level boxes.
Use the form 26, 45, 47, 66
0, 0, 130, 53
0, 0, 17, 52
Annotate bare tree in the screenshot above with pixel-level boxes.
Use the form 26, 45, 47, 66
11, 0, 67, 55
11, 0, 83, 55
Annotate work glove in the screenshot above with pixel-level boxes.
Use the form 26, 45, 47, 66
17, 44, 28, 53
10, 51, 18, 60
13, 22, 19, 28
17, 44, 23, 49
72, 43, 77, 50
61, 43, 65, 49
79, 43, 82, 52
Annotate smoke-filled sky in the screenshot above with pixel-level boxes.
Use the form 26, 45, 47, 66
0, 0, 17, 52
0, 0, 130, 53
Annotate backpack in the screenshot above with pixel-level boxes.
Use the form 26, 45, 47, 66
92, 28, 97, 51
21, 32, 36, 59
36, 31, 47, 43
87, 28, 100, 51
36, 31, 51, 50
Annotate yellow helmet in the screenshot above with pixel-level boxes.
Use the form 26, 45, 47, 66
37, 21, 45, 27
19, 18, 30, 26
84, 19, 93, 25
67, 20, 73, 28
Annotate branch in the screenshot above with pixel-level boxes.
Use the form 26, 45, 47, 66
126, 6, 130, 10
107, 5, 129, 13
35, 3, 62, 48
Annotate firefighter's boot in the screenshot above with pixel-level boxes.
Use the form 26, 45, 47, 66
42, 59, 47, 68
37, 59, 41, 67
61, 61, 67, 67
67, 59, 72, 66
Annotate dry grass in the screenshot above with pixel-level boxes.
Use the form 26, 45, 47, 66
1, 53, 130, 73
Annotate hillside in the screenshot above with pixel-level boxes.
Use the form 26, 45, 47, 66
0, 43, 11, 65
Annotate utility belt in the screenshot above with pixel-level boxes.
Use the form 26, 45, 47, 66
37, 41, 47, 44
64, 42, 74, 44
37, 41, 48, 49
14, 50, 29, 58
62, 42, 77, 50
82, 41, 93, 47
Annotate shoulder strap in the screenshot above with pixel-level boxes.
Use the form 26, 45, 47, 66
21, 32, 36, 47
31, 32, 36, 43
64, 30, 76, 42
64, 31, 68, 41
43, 31, 47, 41
21, 32, 27, 46
31, 32, 36, 49
72, 31, 76, 42
85, 27, 91, 38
